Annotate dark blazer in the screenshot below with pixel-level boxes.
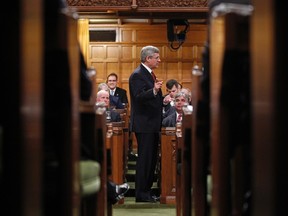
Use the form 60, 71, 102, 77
129, 64, 163, 133
162, 112, 177, 127
109, 95, 124, 109
114, 87, 128, 104
163, 105, 175, 118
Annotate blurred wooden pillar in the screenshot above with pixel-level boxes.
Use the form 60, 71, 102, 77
43, 1, 81, 215
251, 0, 288, 215
1, 0, 43, 215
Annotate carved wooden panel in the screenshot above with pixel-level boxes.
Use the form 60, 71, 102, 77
137, 0, 207, 7
67, 0, 132, 6
67, 0, 208, 8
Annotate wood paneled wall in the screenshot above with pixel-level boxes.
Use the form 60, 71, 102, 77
88, 23, 207, 102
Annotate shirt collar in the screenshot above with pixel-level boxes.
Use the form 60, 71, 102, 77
141, 63, 152, 73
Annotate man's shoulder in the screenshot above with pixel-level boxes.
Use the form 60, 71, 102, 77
116, 87, 126, 93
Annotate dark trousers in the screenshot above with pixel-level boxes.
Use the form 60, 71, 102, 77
134, 132, 159, 199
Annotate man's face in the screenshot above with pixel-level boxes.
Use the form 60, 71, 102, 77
146, 53, 161, 69
97, 92, 110, 107
107, 75, 117, 90
167, 85, 179, 98
174, 95, 187, 112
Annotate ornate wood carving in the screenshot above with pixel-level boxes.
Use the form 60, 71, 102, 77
137, 0, 207, 7
67, 0, 208, 9
67, 0, 131, 7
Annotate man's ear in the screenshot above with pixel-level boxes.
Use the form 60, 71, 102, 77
145, 56, 151, 62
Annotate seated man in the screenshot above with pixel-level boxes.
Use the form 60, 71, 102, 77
96, 89, 121, 122
106, 72, 129, 106
98, 82, 124, 109
162, 91, 189, 127
162, 79, 181, 118
162, 91, 190, 176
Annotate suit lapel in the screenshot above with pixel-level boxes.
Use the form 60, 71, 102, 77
140, 64, 154, 83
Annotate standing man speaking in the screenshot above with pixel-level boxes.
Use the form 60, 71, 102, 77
129, 45, 163, 202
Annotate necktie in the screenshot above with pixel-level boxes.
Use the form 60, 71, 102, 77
110, 90, 114, 96
177, 113, 182, 122
151, 71, 156, 81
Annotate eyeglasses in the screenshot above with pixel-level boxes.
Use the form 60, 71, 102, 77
108, 80, 117, 82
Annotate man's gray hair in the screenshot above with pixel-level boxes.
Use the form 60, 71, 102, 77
97, 89, 109, 98
175, 91, 189, 102
140, 45, 159, 63
98, 82, 109, 91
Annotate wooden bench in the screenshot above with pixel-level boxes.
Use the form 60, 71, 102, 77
160, 127, 177, 204
79, 103, 109, 216
113, 109, 130, 181
106, 121, 127, 205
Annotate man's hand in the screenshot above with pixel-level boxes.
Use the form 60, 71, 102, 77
153, 79, 163, 93
163, 94, 173, 105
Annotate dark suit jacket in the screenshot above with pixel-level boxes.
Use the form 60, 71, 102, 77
114, 87, 128, 104
109, 95, 124, 109
129, 64, 163, 133
163, 105, 175, 118
162, 112, 177, 127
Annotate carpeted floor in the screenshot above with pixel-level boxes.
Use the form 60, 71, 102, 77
112, 197, 176, 216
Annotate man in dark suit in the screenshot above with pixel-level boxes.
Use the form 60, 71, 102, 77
162, 79, 181, 118
129, 45, 163, 203
106, 72, 129, 106
162, 91, 190, 127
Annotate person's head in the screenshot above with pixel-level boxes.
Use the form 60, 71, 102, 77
174, 92, 189, 113
166, 79, 180, 98
106, 73, 118, 90
140, 45, 161, 70
96, 89, 110, 107
180, 88, 192, 104
98, 82, 109, 92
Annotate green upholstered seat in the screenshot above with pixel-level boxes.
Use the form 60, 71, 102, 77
80, 160, 101, 197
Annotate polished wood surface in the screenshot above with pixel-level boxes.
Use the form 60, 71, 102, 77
160, 127, 177, 204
